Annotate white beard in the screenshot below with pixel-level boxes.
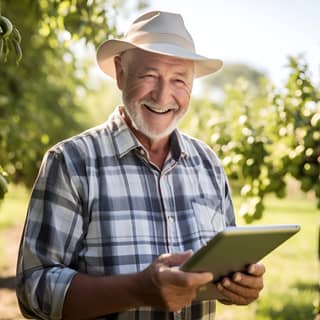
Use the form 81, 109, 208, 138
123, 99, 186, 141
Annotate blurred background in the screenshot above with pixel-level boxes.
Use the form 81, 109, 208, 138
0, 0, 319, 319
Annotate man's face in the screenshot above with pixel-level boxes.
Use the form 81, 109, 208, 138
115, 49, 194, 141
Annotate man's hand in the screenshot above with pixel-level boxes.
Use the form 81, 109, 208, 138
217, 263, 265, 305
138, 251, 213, 312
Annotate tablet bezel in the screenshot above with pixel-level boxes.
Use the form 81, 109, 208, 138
180, 224, 300, 301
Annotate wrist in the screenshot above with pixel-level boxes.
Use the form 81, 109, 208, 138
132, 268, 156, 308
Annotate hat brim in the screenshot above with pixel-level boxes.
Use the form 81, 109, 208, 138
96, 39, 223, 79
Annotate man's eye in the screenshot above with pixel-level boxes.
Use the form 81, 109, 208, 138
175, 79, 185, 85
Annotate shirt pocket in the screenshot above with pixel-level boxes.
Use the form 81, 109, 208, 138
191, 198, 225, 243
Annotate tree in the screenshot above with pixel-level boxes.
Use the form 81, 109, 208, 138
0, 0, 147, 201
280, 57, 320, 207
180, 55, 320, 222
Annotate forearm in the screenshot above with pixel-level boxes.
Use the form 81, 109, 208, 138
63, 271, 146, 320
63, 252, 215, 319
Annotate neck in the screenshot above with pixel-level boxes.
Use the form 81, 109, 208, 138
120, 107, 171, 169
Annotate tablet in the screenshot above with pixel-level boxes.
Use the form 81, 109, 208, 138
180, 224, 300, 301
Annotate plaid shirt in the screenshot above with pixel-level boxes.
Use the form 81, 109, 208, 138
16, 107, 235, 320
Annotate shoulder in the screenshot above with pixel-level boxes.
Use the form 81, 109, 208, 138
179, 131, 222, 167
35, 124, 113, 188
48, 123, 112, 159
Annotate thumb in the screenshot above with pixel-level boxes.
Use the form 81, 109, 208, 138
159, 250, 193, 267
248, 263, 266, 276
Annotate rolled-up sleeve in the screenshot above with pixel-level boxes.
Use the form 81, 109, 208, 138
16, 148, 84, 319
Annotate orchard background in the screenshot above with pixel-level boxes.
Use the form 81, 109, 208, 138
0, 0, 319, 319
1, 1, 319, 220
181, 56, 320, 222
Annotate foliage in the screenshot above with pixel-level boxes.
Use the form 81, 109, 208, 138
198, 63, 266, 101
280, 57, 320, 206
0, 166, 8, 200
1, 1, 319, 223
0, 12, 22, 64
181, 56, 320, 222
0, 0, 145, 199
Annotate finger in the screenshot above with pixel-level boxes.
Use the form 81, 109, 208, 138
162, 268, 213, 288
217, 281, 256, 305
188, 271, 214, 287
247, 263, 266, 276
232, 272, 264, 290
221, 277, 260, 297
217, 279, 260, 304
158, 251, 193, 267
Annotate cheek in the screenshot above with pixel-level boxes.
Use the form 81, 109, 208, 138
176, 89, 191, 109
123, 81, 152, 102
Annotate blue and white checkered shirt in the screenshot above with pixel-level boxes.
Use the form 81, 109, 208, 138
16, 107, 235, 320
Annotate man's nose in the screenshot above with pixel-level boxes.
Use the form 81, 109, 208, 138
151, 79, 172, 105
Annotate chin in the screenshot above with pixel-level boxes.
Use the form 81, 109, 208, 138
124, 104, 181, 140
139, 128, 173, 141
139, 122, 179, 140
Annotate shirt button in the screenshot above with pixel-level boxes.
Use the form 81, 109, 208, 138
175, 310, 182, 320
168, 216, 175, 224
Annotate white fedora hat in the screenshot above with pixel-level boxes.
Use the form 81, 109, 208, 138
96, 10, 223, 79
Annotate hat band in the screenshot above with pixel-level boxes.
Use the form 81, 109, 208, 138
125, 31, 196, 52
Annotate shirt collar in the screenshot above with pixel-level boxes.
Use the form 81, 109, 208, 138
170, 130, 188, 161
108, 107, 142, 158
107, 106, 189, 161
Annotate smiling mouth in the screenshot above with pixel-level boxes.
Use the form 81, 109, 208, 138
143, 103, 178, 115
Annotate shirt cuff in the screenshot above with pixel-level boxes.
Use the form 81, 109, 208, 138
51, 268, 78, 320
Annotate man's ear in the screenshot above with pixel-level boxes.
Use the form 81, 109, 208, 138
114, 56, 124, 90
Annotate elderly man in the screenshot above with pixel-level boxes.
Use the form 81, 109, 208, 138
16, 10, 265, 320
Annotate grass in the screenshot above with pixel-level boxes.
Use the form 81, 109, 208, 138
0, 186, 319, 319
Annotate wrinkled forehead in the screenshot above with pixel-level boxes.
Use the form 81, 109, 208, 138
119, 48, 195, 78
